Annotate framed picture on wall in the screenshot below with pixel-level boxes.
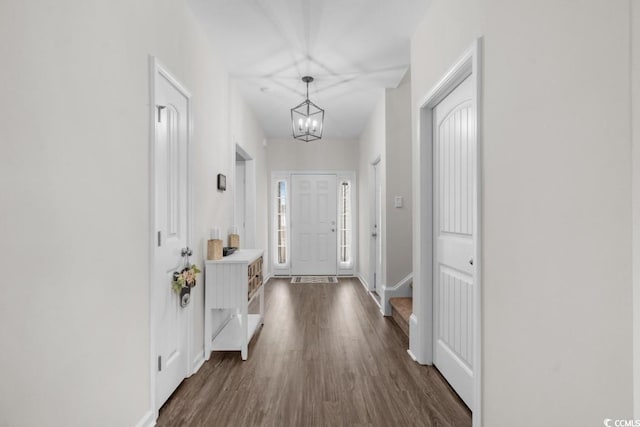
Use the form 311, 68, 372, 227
217, 173, 226, 191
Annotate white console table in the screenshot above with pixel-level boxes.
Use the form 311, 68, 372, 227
204, 249, 264, 361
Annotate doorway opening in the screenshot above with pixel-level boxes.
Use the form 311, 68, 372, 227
271, 171, 356, 276
235, 144, 256, 249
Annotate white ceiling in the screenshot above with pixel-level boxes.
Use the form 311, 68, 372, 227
188, 0, 430, 140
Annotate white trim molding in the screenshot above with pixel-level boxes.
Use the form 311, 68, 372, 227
356, 272, 371, 292
356, 272, 383, 309
407, 314, 419, 362
191, 352, 205, 376
134, 411, 156, 427
411, 38, 483, 427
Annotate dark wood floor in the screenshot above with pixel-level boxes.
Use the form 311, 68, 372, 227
157, 278, 471, 427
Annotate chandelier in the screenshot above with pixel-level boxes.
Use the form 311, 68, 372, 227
291, 76, 324, 142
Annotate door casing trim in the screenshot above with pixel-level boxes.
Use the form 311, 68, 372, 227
412, 38, 483, 427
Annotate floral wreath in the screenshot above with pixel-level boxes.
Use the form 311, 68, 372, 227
172, 264, 201, 294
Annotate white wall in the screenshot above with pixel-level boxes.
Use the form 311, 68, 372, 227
267, 138, 359, 172
385, 71, 413, 286
412, 0, 633, 425
229, 81, 269, 272
633, 0, 640, 418
0, 1, 267, 425
358, 75, 413, 291
358, 93, 386, 288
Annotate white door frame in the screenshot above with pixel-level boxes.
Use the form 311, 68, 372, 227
148, 56, 194, 418
410, 39, 482, 426
234, 143, 256, 248
270, 170, 357, 276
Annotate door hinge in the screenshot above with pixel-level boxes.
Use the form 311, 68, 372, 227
158, 355, 162, 372
156, 105, 166, 123
157, 231, 162, 247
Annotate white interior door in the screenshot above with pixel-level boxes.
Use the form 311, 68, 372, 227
291, 174, 337, 275
372, 161, 382, 291
433, 76, 475, 408
154, 68, 190, 409
235, 159, 246, 248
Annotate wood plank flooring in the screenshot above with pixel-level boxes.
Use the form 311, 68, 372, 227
157, 278, 471, 427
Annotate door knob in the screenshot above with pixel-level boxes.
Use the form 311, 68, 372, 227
469, 257, 474, 266
372, 232, 377, 237
331, 228, 335, 232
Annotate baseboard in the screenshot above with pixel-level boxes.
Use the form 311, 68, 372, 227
263, 273, 274, 284
408, 313, 429, 365
380, 286, 390, 316
356, 272, 370, 291
407, 349, 418, 362
135, 410, 156, 427
369, 292, 382, 309
356, 273, 384, 310
191, 351, 205, 376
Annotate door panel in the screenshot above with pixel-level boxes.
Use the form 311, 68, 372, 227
154, 72, 189, 409
291, 174, 337, 275
317, 234, 329, 261
299, 234, 312, 262
433, 76, 475, 408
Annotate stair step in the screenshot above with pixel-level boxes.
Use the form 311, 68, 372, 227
389, 297, 412, 322
389, 297, 412, 337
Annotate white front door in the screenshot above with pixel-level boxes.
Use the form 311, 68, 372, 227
433, 76, 475, 408
153, 65, 190, 409
291, 174, 337, 275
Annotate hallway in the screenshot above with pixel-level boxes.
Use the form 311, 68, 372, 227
157, 278, 471, 426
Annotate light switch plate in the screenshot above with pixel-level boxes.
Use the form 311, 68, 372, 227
394, 196, 403, 208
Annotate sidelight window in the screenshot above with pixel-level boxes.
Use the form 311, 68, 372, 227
338, 180, 352, 266
275, 180, 288, 266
